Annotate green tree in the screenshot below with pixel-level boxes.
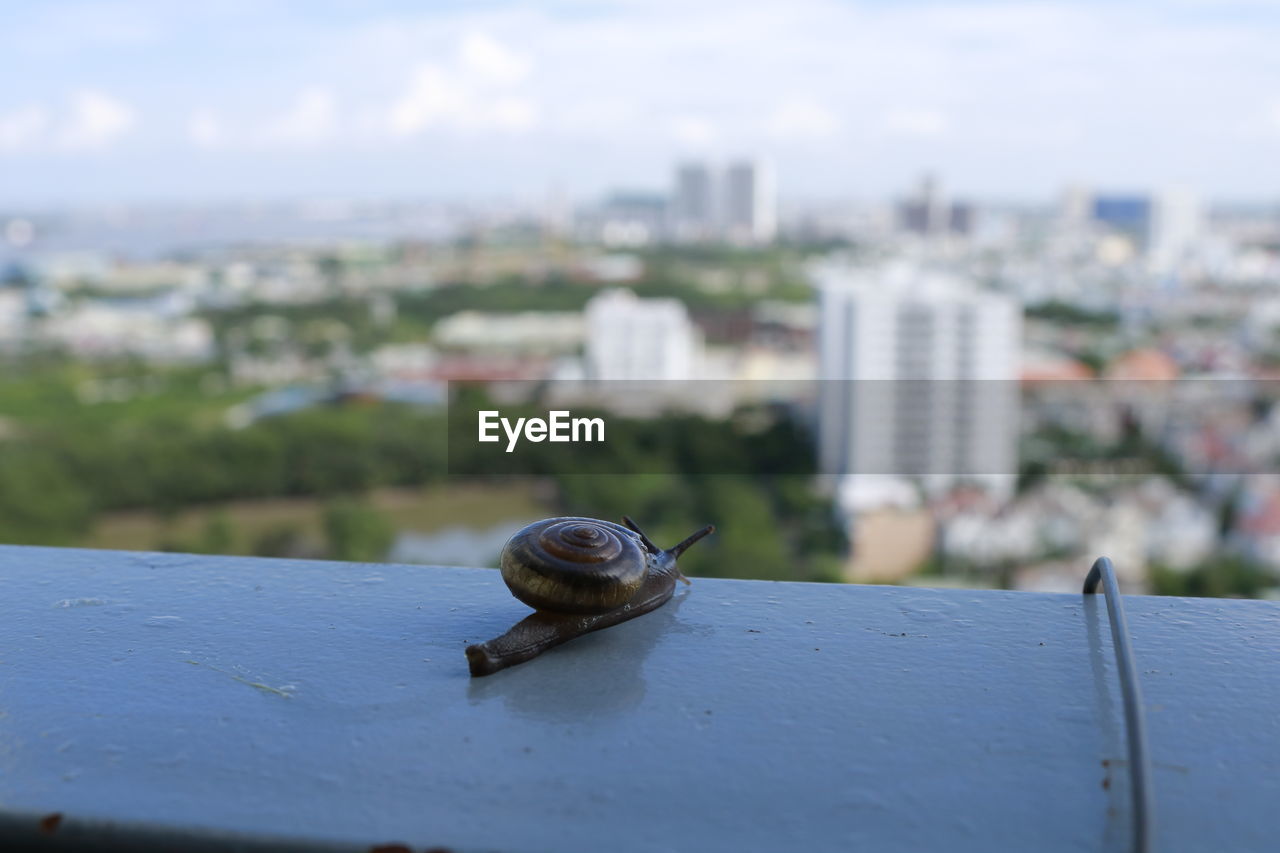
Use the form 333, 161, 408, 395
322, 498, 394, 562
0, 452, 92, 545
251, 524, 309, 559
1150, 556, 1275, 598
198, 511, 235, 555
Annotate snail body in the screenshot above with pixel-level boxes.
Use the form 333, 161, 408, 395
466, 516, 714, 677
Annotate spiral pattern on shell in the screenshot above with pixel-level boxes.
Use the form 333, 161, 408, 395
499, 517, 649, 615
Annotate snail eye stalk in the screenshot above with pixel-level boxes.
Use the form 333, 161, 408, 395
621, 515, 661, 554
668, 525, 715, 559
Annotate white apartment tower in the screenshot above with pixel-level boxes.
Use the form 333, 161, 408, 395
584, 289, 701, 380
724, 160, 777, 245
917, 173, 949, 240
1148, 188, 1202, 275
815, 264, 1021, 502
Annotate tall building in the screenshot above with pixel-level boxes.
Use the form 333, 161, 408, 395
815, 263, 1021, 503
1091, 195, 1151, 236
671, 159, 778, 244
1089, 189, 1202, 272
897, 173, 973, 239
584, 289, 701, 380
1148, 188, 1202, 274
672, 163, 716, 242
1058, 184, 1093, 228
723, 160, 777, 245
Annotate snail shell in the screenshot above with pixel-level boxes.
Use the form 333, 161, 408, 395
500, 517, 648, 614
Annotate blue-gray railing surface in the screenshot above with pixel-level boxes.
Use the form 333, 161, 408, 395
1, 544, 1278, 852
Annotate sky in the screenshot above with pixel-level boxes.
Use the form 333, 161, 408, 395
2, 0, 1279, 207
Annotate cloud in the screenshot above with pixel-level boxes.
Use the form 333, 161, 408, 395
459, 32, 531, 85
768, 97, 841, 141
559, 99, 640, 136
56, 90, 135, 151
670, 115, 718, 149
389, 59, 538, 137
7, 0, 1280, 197
187, 109, 224, 149
1267, 100, 1280, 134
262, 88, 337, 147
489, 97, 538, 132
0, 91, 135, 155
0, 105, 49, 153
1234, 98, 1280, 141
185, 90, 339, 151
175, 32, 540, 151
882, 108, 949, 138
390, 65, 465, 137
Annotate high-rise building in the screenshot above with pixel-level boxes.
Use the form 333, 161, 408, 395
815, 263, 1021, 503
1148, 188, 1202, 274
1089, 189, 1202, 272
897, 173, 973, 239
672, 163, 716, 242
1091, 195, 1151, 235
584, 289, 701, 380
1058, 184, 1093, 228
671, 159, 778, 244
723, 160, 777, 245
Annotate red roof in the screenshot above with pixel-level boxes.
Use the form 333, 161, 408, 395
1105, 349, 1180, 380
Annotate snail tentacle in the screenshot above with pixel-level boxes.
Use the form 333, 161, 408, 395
668, 524, 715, 559
621, 515, 660, 554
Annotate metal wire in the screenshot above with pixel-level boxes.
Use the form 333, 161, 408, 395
1084, 556, 1154, 853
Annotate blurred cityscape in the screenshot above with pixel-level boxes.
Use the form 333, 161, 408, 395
5, 160, 1280, 598
4, 1, 1280, 598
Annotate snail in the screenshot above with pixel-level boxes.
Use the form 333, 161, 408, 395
465, 516, 714, 677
